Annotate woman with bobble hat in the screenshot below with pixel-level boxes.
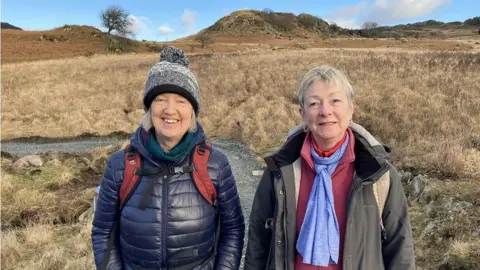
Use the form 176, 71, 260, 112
92, 46, 245, 270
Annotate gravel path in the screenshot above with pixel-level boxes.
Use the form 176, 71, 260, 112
1, 137, 264, 269
1, 138, 126, 156
210, 139, 264, 268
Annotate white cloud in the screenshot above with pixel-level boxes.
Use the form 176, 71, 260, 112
124, 15, 162, 40
181, 9, 197, 33
158, 25, 174, 34
330, 19, 362, 29
367, 0, 451, 23
323, 0, 451, 28
127, 15, 144, 34
330, 1, 369, 19
324, 1, 368, 29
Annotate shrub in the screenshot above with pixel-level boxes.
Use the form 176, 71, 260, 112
195, 33, 215, 48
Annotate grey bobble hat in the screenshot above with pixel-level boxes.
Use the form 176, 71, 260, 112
143, 46, 200, 114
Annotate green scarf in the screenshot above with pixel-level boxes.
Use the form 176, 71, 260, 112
147, 131, 197, 162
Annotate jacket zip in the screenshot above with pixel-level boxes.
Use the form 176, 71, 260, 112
272, 172, 284, 270
343, 163, 389, 269
266, 202, 278, 269
283, 197, 288, 270
161, 156, 190, 269
346, 163, 389, 216
162, 172, 169, 269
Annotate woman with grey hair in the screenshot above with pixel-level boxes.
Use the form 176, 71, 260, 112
92, 46, 245, 270
245, 65, 415, 270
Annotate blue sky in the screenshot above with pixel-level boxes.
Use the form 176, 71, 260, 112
2, 0, 478, 41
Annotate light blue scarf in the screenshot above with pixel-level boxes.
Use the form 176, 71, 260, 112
296, 133, 349, 266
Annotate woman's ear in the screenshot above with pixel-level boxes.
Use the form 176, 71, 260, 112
350, 100, 355, 117
299, 107, 304, 120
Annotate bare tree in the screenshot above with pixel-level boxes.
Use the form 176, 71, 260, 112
329, 22, 341, 33
361, 21, 380, 38
99, 5, 132, 36
195, 33, 215, 48
362, 21, 379, 29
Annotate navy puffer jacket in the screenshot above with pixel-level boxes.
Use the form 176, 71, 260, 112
92, 124, 245, 269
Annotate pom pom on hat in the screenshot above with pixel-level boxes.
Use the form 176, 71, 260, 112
159, 46, 189, 68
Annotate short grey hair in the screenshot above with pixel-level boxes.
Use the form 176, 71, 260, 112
141, 108, 197, 132
297, 65, 355, 109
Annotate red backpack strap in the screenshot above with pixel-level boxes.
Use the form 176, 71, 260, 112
119, 144, 141, 209
192, 142, 217, 205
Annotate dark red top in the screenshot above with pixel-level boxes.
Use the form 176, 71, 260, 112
295, 128, 356, 270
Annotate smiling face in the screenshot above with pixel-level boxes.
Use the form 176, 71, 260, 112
150, 92, 193, 145
300, 80, 354, 150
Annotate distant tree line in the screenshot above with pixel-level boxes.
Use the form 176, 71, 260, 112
464, 16, 480, 26
260, 8, 331, 32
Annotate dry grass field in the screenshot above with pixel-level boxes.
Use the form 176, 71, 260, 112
2, 47, 480, 269
2, 49, 480, 179
1, 147, 119, 270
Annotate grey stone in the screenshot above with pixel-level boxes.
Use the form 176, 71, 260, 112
13, 155, 43, 168
410, 175, 426, 198
401, 170, 413, 183
419, 184, 435, 204
252, 170, 264, 177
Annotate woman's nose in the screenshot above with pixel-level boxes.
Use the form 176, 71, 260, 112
318, 103, 333, 116
163, 100, 176, 113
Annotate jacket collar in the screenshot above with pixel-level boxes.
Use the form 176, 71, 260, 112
265, 122, 391, 181
129, 121, 207, 167
300, 128, 356, 171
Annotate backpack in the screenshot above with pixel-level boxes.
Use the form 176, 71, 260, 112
99, 141, 220, 270
372, 170, 391, 243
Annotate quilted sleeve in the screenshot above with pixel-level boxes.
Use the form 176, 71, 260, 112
91, 151, 124, 269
